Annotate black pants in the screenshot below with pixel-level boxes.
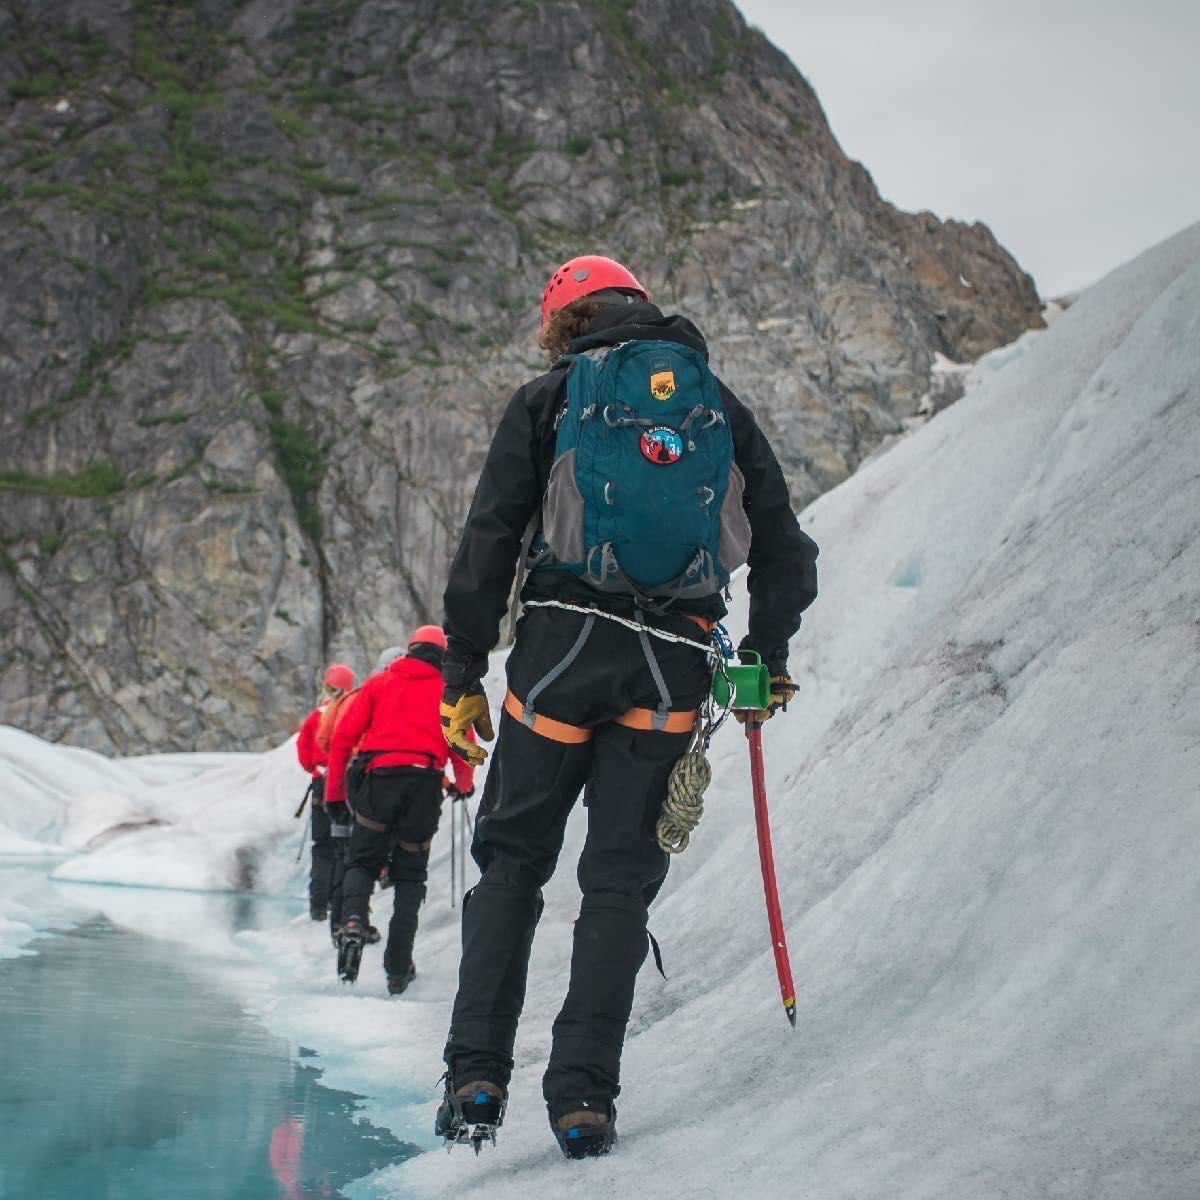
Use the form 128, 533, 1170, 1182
308, 778, 334, 914
327, 841, 350, 933
342, 767, 443, 977
443, 606, 710, 1113
326, 800, 354, 935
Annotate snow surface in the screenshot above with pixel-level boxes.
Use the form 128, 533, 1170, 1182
3, 224, 1199, 1198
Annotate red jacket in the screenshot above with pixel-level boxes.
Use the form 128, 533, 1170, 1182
325, 655, 474, 804
296, 704, 328, 776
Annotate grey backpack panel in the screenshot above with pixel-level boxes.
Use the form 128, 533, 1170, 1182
717, 462, 752, 576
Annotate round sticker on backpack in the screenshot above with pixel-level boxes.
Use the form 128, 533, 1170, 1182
639, 426, 684, 465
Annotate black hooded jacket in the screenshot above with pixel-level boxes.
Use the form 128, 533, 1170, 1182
441, 302, 819, 687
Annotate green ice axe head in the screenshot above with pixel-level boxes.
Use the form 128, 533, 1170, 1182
712, 651, 771, 710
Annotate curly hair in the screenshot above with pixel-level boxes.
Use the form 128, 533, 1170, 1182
538, 296, 606, 363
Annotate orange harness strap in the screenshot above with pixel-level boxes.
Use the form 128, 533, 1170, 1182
503, 690, 593, 744
614, 707, 698, 734
503, 690, 699, 741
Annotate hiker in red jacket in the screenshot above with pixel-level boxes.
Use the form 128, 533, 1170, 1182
318, 646, 409, 943
328, 625, 474, 993
295, 663, 355, 921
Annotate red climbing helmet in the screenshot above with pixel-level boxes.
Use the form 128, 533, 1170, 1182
409, 624, 448, 650
540, 255, 648, 330
323, 663, 355, 692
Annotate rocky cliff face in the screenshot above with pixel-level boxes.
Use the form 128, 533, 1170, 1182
0, 0, 1043, 753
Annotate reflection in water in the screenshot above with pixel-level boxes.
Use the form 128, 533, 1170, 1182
0, 918, 416, 1199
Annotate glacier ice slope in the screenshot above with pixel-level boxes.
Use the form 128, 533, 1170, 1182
389, 227, 1200, 1197
2, 225, 1197, 1198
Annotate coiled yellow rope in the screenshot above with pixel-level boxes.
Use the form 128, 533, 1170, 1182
656, 749, 713, 854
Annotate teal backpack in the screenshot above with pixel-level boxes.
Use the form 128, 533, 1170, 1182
532, 339, 752, 606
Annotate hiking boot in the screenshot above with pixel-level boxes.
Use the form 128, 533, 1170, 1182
435, 1077, 506, 1153
550, 1099, 617, 1160
386, 962, 416, 996
336, 917, 366, 984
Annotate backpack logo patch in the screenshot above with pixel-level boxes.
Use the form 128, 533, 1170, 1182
650, 370, 676, 401
639, 426, 683, 465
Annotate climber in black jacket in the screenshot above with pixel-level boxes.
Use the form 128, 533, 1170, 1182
435, 254, 818, 1158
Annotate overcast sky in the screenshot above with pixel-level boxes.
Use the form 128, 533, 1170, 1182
738, 0, 1200, 297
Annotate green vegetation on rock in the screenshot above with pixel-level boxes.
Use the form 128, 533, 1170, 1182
0, 463, 126, 499
9, 74, 62, 100
270, 107, 321, 141
136, 412, 192, 428
261, 392, 324, 543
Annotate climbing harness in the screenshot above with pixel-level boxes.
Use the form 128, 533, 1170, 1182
521, 599, 723, 661
510, 601, 720, 745
513, 598, 737, 855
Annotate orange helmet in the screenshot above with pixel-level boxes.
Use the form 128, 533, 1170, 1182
323, 663, 355, 692
540, 255, 648, 330
409, 624, 448, 650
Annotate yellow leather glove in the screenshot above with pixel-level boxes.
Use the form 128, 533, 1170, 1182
734, 673, 798, 725
440, 683, 494, 767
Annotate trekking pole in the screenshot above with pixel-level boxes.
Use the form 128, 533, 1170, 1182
450, 792, 457, 909
447, 792, 474, 907
294, 804, 311, 864
294, 779, 314, 819
453, 796, 463, 892
746, 720, 797, 1028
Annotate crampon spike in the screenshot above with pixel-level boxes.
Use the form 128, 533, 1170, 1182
336, 923, 365, 984
435, 1084, 506, 1153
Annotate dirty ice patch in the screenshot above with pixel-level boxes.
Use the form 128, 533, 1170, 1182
50, 739, 309, 894
0, 724, 248, 852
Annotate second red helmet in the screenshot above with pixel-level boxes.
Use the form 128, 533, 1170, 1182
323, 663, 355, 692
409, 624, 448, 650
540, 255, 648, 330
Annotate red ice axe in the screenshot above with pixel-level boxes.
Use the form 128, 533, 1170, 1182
746, 721, 797, 1028
715, 654, 797, 1028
